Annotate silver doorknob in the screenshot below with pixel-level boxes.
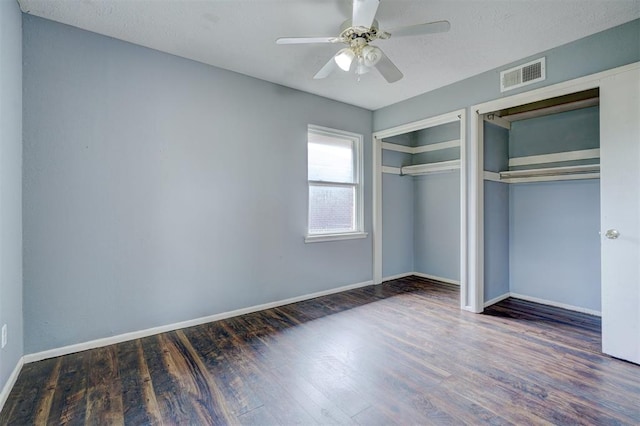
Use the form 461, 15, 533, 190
605, 229, 620, 239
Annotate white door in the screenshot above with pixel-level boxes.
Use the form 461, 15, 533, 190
600, 67, 640, 364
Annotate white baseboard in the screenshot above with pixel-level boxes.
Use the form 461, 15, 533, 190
24, 279, 374, 364
382, 272, 415, 282
484, 292, 511, 307
413, 272, 460, 286
383, 272, 460, 286
509, 293, 601, 317
0, 356, 24, 414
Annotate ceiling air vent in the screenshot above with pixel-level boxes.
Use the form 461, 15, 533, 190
500, 57, 546, 92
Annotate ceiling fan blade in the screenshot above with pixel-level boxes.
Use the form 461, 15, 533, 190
352, 0, 380, 28
314, 56, 339, 79
389, 20, 451, 38
375, 49, 403, 83
276, 37, 338, 45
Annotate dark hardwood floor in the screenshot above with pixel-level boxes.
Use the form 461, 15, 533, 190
2, 276, 639, 425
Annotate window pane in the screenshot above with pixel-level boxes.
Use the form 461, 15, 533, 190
309, 185, 355, 234
308, 133, 354, 183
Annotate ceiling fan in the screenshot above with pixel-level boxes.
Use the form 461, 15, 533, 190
276, 0, 450, 83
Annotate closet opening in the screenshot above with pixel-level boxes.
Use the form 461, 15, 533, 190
372, 110, 467, 309
480, 87, 602, 317
470, 63, 639, 362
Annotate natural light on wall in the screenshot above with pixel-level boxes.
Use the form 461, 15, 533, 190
306, 125, 366, 242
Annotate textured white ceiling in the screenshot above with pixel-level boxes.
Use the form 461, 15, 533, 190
17, 0, 640, 110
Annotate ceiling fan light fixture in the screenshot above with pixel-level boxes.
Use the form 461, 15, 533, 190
362, 45, 382, 67
356, 63, 371, 75
334, 48, 356, 71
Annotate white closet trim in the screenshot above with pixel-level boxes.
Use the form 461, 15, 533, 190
414, 139, 460, 153
381, 142, 413, 154
402, 160, 461, 176
374, 111, 461, 139
483, 171, 501, 182
381, 166, 401, 175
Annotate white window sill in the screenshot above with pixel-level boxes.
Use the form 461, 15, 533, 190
305, 232, 368, 243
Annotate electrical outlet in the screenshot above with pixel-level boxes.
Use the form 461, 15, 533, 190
1, 324, 7, 348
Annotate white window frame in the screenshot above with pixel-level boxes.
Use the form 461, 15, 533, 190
305, 124, 367, 243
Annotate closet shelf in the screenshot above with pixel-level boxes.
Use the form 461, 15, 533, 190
383, 159, 461, 176
382, 139, 460, 155
404, 159, 460, 175
509, 148, 600, 168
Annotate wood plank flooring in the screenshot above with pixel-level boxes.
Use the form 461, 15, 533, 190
2, 276, 639, 425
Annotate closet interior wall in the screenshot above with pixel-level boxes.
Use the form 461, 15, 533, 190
483, 103, 601, 313
381, 123, 461, 284
413, 123, 460, 281
382, 133, 414, 278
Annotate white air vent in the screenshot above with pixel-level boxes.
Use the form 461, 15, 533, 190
500, 57, 546, 92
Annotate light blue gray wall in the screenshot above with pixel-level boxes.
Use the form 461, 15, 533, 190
484, 122, 509, 173
484, 182, 510, 301
382, 150, 412, 168
509, 180, 601, 311
483, 122, 510, 301
382, 174, 413, 278
0, 0, 24, 392
384, 133, 412, 147
412, 122, 460, 164
22, 16, 373, 354
510, 106, 600, 170
509, 107, 599, 157
381, 134, 413, 278
413, 172, 460, 280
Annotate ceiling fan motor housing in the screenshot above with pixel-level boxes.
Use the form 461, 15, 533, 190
339, 19, 389, 44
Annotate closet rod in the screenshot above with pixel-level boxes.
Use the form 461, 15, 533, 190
500, 164, 599, 179
381, 160, 461, 176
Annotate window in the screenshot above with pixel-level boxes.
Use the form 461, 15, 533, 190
306, 125, 366, 243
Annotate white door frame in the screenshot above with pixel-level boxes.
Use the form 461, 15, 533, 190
372, 109, 468, 309
469, 61, 640, 313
